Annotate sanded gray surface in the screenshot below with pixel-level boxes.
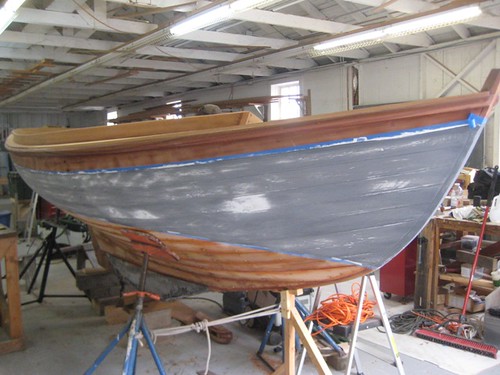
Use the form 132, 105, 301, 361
16, 123, 481, 269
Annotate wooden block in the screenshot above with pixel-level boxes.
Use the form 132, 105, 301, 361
142, 309, 171, 330
104, 305, 130, 325
0, 337, 24, 355
104, 300, 172, 325
91, 296, 121, 316
160, 300, 233, 344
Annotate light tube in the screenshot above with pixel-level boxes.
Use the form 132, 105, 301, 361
4, 0, 25, 12
314, 30, 385, 51
170, 4, 232, 36
170, 0, 278, 37
384, 5, 482, 37
0, 0, 25, 34
313, 4, 483, 55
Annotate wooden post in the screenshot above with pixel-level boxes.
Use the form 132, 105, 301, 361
0, 230, 25, 354
273, 290, 331, 375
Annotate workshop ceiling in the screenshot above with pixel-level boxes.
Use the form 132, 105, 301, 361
0, 0, 499, 113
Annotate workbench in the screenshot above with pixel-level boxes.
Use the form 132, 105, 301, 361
416, 216, 500, 310
0, 229, 24, 354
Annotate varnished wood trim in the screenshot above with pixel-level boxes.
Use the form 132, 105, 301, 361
82, 215, 369, 291
7, 93, 493, 173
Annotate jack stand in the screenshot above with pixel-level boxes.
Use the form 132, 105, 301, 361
85, 253, 167, 375
19, 221, 86, 305
346, 274, 405, 375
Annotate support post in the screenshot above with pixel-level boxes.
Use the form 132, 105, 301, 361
273, 290, 331, 375
0, 230, 25, 354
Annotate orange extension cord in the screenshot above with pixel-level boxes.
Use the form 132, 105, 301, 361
305, 284, 376, 335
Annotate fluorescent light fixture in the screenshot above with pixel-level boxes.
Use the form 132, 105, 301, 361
3, 0, 25, 12
384, 5, 482, 37
314, 30, 385, 52
0, 0, 25, 34
170, 0, 278, 37
230, 0, 277, 12
170, 4, 232, 36
314, 4, 482, 55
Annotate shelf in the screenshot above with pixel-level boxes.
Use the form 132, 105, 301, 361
439, 273, 494, 295
416, 217, 500, 309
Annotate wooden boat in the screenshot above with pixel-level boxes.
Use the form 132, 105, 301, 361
6, 70, 500, 294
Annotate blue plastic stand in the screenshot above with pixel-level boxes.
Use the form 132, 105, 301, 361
85, 253, 167, 375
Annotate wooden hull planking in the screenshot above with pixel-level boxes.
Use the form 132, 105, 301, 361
5, 69, 500, 291
86, 216, 369, 291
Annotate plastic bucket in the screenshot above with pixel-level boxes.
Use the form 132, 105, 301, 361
0, 210, 11, 227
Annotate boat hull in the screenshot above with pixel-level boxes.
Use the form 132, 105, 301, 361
86, 216, 370, 291
6, 70, 499, 291
13, 121, 482, 271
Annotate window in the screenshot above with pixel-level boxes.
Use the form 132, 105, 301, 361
107, 110, 117, 126
164, 100, 183, 119
270, 81, 301, 120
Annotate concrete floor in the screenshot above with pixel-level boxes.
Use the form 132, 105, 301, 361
1, 232, 500, 374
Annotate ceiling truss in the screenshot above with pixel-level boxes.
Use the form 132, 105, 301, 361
0, 0, 498, 112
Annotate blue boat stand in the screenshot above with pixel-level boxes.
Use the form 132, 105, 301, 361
83, 263, 403, 375
84, 253, 167, 375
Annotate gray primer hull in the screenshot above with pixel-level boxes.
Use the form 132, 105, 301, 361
16, 121, 481, 269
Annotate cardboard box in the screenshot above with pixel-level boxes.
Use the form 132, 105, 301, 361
445, 293, 485, 313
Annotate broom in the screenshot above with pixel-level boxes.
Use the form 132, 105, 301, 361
460, 165, 498, 320
416, 166, 499, 358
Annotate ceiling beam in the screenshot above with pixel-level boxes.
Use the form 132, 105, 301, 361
344, 0, 500, 31
343, 0, 436, 13
178, 30, 298, 49
0, 31, 119, 51
15, 7, 157, 34
234, 9, 356, 34
107, 0, 197, 8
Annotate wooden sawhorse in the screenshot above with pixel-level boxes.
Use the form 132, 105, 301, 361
0, 230, 25, 354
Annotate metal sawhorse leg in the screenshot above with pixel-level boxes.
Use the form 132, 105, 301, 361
346, 273, 405, 375
19, 222, 87, 305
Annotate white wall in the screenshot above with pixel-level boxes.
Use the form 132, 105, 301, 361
121, 65, 349, 119
359, 55, 421, 105
302, 66, 347, 114
0, 110, 107, 131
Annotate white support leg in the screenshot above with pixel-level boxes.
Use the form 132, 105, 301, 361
346, 274, 405, 375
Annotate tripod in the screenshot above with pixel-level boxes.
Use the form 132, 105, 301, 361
19, 221, 86, 305
85, 252, 166, 374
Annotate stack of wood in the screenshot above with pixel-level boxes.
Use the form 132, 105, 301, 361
75, 267, 132, 315
76, 267, 233, 343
